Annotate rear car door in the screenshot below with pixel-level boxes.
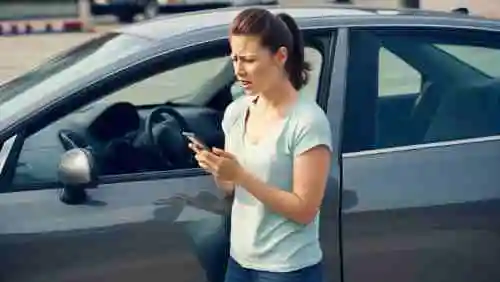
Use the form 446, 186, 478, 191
341, 26, 500, 282
0, 29, 338, 282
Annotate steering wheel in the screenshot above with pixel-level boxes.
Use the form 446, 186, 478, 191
144, 106, 194, 168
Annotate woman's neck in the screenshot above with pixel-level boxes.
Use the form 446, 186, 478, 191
257, 80, 298, 114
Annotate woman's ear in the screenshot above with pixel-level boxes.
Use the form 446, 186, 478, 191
274, 46, 288, 66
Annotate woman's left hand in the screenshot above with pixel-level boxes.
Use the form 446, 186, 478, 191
191, 146, 244, 183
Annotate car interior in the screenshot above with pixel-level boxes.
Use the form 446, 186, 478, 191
343, 30, 500, 153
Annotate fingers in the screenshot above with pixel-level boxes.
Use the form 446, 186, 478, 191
188, 143, 205, 154
189, 145, 233, 176
195, 150, 219, 170
188, 143, 198, 153
211, 147, 224, 154
187, 137, 206, 150
198, 161, 213, 173
212, 147, 235, 159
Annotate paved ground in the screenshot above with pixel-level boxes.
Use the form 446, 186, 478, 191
0, 32, 102, 83
0, 17, 119, 83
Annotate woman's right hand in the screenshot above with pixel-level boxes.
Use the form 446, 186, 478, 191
188, 143, 235, 195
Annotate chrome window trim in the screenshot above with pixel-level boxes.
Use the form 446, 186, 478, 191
343, 135, 500, 158
304, 21, 500, 32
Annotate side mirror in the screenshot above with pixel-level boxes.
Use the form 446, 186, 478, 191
58, 148, 97, 205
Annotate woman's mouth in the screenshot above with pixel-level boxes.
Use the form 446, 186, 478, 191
240, 80, 252, 89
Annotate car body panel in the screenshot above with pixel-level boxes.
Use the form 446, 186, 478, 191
342, 140, 500, 282
0, 174, 228, 282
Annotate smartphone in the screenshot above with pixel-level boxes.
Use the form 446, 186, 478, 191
182, 131, 209, 151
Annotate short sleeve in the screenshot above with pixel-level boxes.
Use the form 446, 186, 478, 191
221, 96, 248, 135
292, 108, 332, 157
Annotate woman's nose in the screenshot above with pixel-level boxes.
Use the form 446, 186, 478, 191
234, 61, 246, 76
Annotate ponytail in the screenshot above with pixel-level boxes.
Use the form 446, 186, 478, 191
276, 13, 311, 90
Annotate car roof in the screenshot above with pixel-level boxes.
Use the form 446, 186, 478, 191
118, 5, 500, 41
118, 5, 371, 40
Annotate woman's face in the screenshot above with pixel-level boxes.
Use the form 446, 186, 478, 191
229, 35, 287, 95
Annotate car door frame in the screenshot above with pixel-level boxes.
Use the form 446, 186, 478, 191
322, 26, 349, 282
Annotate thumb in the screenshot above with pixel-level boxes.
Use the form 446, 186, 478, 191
212, 147, 235, 159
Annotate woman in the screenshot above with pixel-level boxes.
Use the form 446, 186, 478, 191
189, 7, 332, 282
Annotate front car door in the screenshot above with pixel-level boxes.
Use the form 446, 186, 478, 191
341, 23, 500, 282
0, 27, 340, 282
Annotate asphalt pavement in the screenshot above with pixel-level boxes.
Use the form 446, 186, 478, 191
0, 32, 104, 83
0, 13, 123, 83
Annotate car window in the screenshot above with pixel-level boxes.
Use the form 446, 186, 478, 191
435, 44, 500, 77
9, 52, 232, 190
379, 47, 421, 96
343, 28, 500, 153
102, 56, 231, 106
230, 46, 323, 100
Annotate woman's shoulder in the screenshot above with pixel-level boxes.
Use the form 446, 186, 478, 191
292, 98, 329, 128
286, 98, 332, 155
225, 95, 252, 116
221, 95, 252, 133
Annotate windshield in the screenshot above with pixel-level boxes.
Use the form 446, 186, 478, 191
0, 32, 152, 123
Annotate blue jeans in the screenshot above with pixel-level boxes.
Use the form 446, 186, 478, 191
224, 257, 324, 282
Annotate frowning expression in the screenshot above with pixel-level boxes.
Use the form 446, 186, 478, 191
230, 35, 288, 95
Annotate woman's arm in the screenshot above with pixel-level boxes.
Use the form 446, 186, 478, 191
235, 145, 330, 225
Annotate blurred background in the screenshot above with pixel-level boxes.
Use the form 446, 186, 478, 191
1, 0, 499, 83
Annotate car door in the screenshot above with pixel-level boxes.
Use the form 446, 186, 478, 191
340, 25, 500, 282
0, 29, 340, 282
0, 41, 235, 282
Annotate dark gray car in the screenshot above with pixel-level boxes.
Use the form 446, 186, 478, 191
0, 5, 500, 282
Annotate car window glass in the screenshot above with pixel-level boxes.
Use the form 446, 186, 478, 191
9, 53, 231, 190
102, 56, 231, 106
378, 47, 421, 96
435, 44, 500, 77
343, 29, 500, 153
230, 46, 323, 100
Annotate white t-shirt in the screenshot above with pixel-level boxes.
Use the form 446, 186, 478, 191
222, 95, 332, 272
